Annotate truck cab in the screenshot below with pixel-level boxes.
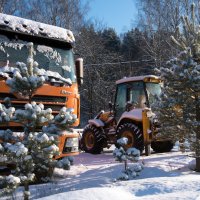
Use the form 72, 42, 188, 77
0, 13, 83, 158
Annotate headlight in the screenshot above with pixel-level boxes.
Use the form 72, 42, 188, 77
65, 138, 79, 147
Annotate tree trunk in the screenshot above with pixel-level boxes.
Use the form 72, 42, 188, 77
195, 128, 200, 172
24, 182, 29, 200
124, 160, 127, 171
195, 95, 200, 172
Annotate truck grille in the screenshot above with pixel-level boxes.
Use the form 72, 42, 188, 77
6, 103, 64, 112
32, 95, 66, 103
0, 93, 68, 131
0, 93, 66, 103
0, 93, 66, 113
0, 93, 16, 101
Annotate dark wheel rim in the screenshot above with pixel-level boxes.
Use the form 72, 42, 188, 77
85, 132, 95, 149
121, 130, 134, 149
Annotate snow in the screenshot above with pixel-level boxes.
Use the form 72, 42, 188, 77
6, 147, 200, 200
0, 60, 72, 86
62, 65, 71, 72
5, 142, 28, 157
37, 45, 62, 63
6, 175, 20, 185
43, 144, 59, 153
0, 71, 9, 78
36, 68, 72, 85
119, 109, 143, 122
4, 41, 25, 50
37, 133, 49, 143
0, 103, 15, 122
40, 187, 134, 200
126, 148, 140, 157
116, 75, 160, 84
116, 137, 128, 145
88, 119, 105, 127
0, 13, 75, 43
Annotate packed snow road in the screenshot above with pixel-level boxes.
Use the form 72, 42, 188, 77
31, 148, 200, 200
5, 147, 200, 200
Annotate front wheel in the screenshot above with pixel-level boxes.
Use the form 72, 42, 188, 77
80, 125, 105, 154
151, 141, 174, 153
116, 123, 144, 153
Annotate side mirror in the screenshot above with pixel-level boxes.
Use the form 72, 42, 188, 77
75, 58, 83, 85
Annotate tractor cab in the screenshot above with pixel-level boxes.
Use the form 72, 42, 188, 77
114, 75, 162, 121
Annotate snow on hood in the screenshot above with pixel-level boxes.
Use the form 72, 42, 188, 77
0, 71, 9, 78
119, 109, 143, 122
0, 65, 18, 78
0, 65, 72, 85
37, 68, 72, 85
0, 65, 17, 73
0, 13, 75, 43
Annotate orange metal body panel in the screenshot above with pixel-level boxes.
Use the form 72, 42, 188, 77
0, 133, 79, 159
0, 79, 80, 158
55, 132, 79, 159
99, 111, 112, 122
0, 80, 80, 126
142, 110, 151, 145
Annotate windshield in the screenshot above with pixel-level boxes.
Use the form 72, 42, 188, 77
115, 81, 146, 115
145, 82, 162, 105
0, 34, 76, 82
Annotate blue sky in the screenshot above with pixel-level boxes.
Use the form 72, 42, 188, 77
87, 0, 137, 34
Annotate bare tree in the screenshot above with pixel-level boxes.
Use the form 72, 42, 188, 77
135, 0, 200, 68
1, 0, 89, 33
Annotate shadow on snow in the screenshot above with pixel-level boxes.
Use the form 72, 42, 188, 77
30, 151, 196, 199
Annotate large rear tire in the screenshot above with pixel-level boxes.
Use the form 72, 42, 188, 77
81, 125, 105, 154
116, 123, 144, 153
151, 141, 174, 153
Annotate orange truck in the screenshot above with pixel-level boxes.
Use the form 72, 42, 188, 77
0, 13, 83, 158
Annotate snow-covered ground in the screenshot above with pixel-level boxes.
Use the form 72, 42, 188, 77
7, 146, 200, 200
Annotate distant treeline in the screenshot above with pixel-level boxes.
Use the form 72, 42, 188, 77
1, 0, 198, 125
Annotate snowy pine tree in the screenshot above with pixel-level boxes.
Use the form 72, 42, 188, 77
154, 3, 200, 171
0, 43, 77, 199
113, 137, 143, 180
6, 43, 45, 101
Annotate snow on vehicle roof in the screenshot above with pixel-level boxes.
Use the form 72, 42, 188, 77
0, 13, 75, 43
116, 75, 160, 84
